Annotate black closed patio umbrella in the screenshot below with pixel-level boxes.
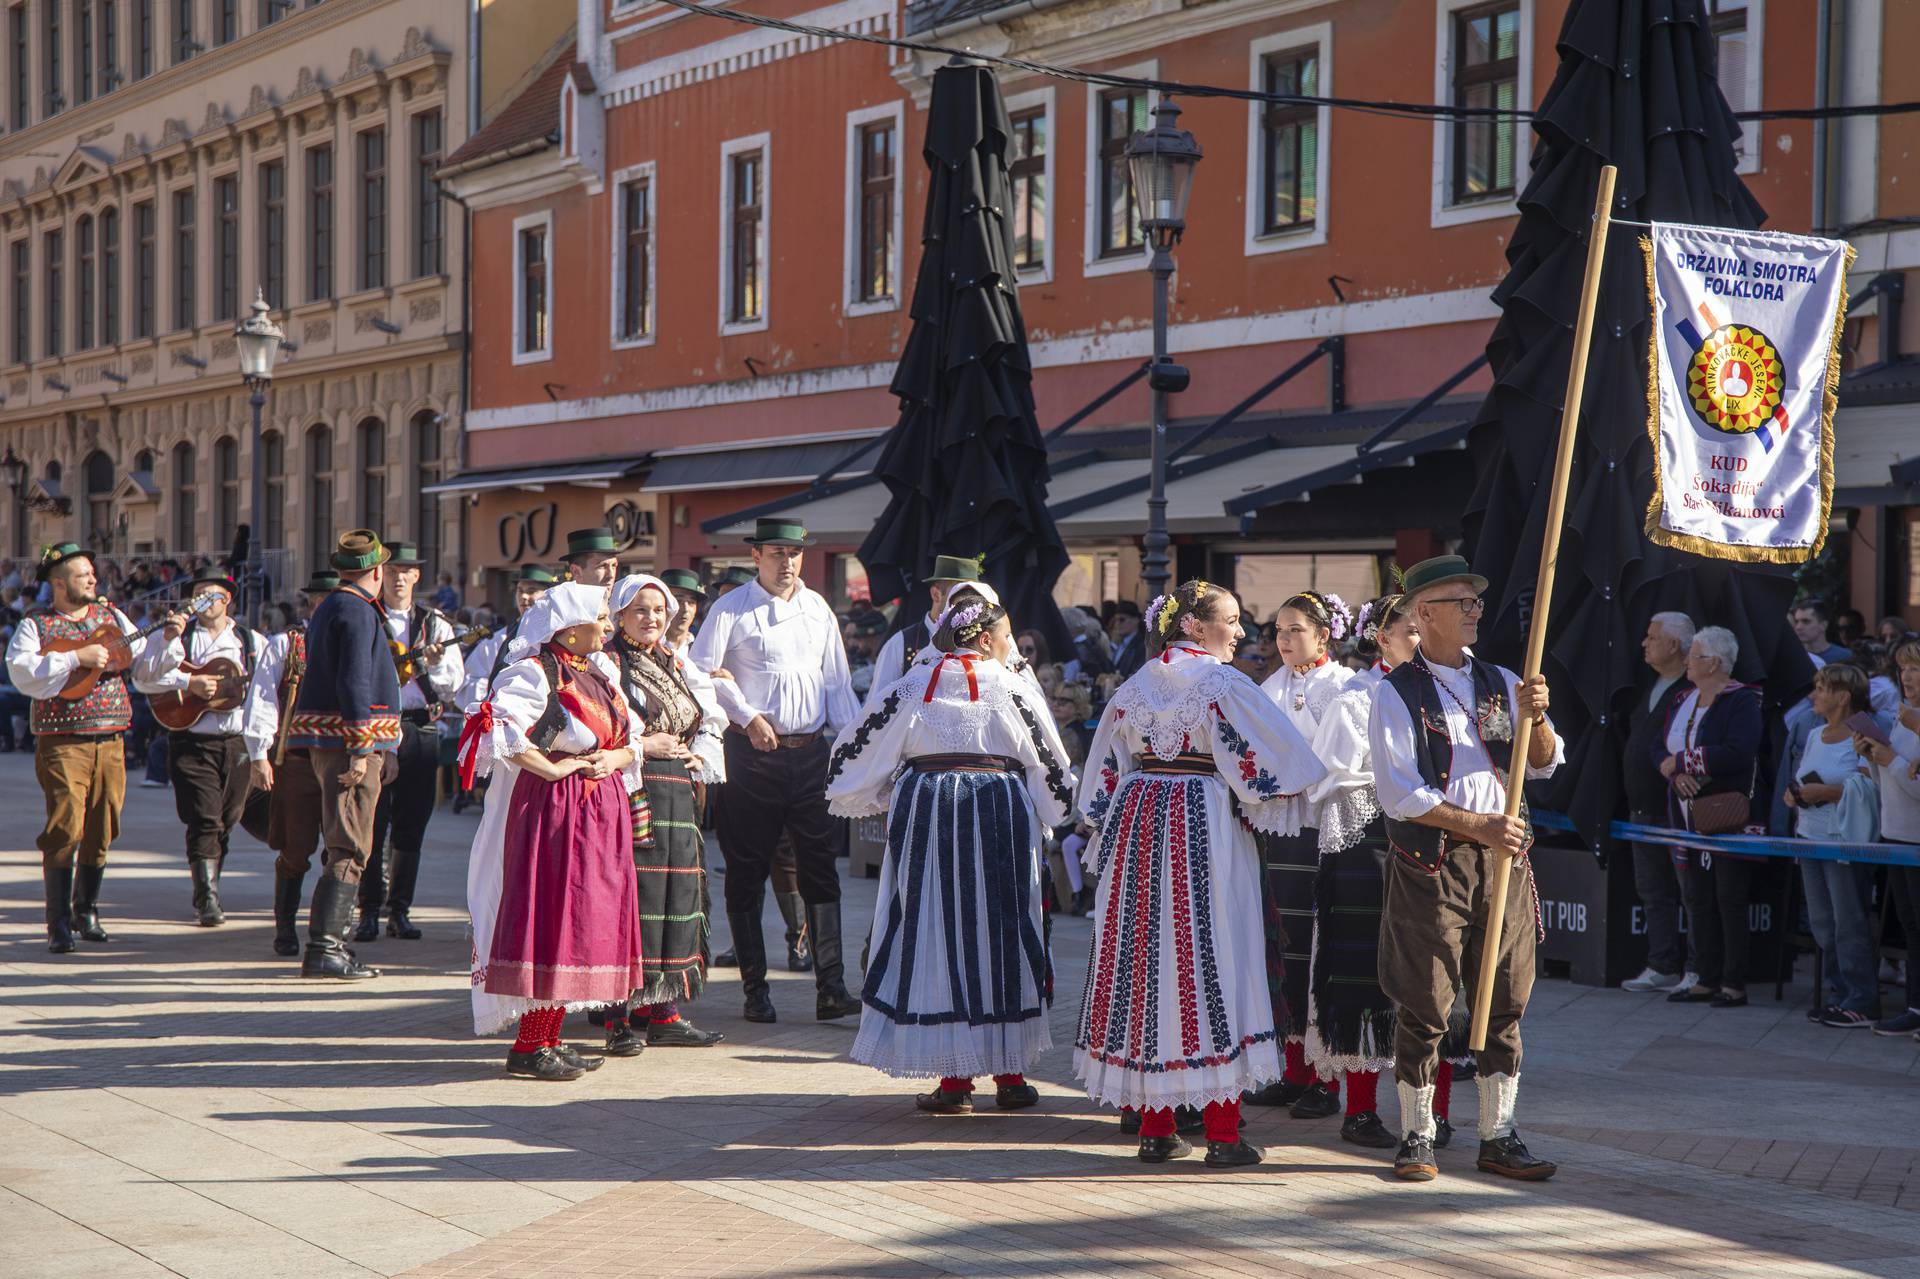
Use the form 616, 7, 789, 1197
857, 56, 1071, 654
1458, 0, 1813, 848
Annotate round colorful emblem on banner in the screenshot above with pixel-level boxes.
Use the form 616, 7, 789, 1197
1687, 324, 1784, 436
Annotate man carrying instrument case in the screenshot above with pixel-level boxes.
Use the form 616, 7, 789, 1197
135, 569, 269, 928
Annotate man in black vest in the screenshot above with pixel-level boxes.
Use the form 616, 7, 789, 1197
1368, 555, 1560, 1184
862, 554, 982, 709
358, 541, 463, 941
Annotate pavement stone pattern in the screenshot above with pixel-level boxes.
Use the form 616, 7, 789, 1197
2, 751, 1917, 1277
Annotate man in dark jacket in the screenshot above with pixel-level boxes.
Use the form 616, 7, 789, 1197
1620, 612, 1696, 993
1106, 600, 1147, 678
288, 531, 402, 979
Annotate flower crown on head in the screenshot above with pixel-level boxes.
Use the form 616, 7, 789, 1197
1356, 593, 1405, 646
1299, 590, 1353, 642
942, 600, 991, 639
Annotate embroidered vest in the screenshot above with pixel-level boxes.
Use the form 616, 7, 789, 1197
277, 624, 307, 707
1380, 656, 1528, 873
900, 619, 930, 671
28, 604, 133, 736
525, 649, 626, 755
410, 605, 445, 706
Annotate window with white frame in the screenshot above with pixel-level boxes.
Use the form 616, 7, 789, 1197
613, 165, 655, 345
1431, 0, 1532, 227
1710, 0, 1763, 173
845, 103, 903, 315
719, 133, 769, 334
1083, 63, 1156, 279
1246, 25, 1331, 256
1006, 87, 1055, 279
512, 211, 552, 362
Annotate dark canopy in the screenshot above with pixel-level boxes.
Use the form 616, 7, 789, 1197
1459, 0, 1814, 847
857, 57, 1071, 651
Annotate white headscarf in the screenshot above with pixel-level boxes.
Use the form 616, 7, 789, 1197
609, 573, 679, 623
503, 581, 607, 664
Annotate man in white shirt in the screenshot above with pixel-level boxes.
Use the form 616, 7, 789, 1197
688, 518, 861, 1025
862, 553, 982, 708
358, 541, 464, 942
135, 570, 270, 928
1368, 555, 1561, 1185
459, 565, 557, 711
562, 527, 622, 588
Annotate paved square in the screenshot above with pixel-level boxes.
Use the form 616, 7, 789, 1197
3, 752, 1917, 1277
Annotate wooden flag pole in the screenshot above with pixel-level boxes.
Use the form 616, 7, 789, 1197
1468, 164, 1618, 1053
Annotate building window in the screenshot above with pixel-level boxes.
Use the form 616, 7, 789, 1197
85, 451, 115, 550
724, 144, 765, 327
214, 435, 239, 550
513, 215, 550, 360
215, 175, 239, 320
1449, 1, 1521, 203
616, 174, 652, 342
9, 6, 26, 130
216, 0, 236, 45
358, 128, 387, 290
44, 1, 63, 117
1097, 88, 1149, 258
259, 160, 285, 307
260, 0, 285, 28
174, 0, 195, 63
172, 188, 195, 331
1259, 49, 1319, 234
261, 429, 285, 548
1009, 106, 1047, 273
1710, 0, 1756, 169
307, 145, 333, 300
135, 0, 153, 80
44, 229, 63, 358
99, 2, 118, 94
356, 418, 385, 531
413, 110, 444, 278
10, 240, 27, 365
412, 411, 441, 566
101, 207, 120, 345
78, 2, 95, 103
77, 216, 95, 350
172, 441, 196, 551
133, 201, 155, 338
853, 118, 895, 304
306, 425, 332, 562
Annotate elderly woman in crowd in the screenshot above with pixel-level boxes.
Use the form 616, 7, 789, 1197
1658, 626, 1763, 1009
1787, 663, 1882, 1028
1858, 638, 1920, 1037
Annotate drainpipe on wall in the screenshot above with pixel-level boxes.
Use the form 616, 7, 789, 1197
443, 183, 475, 593
1811, 0, 1834, 233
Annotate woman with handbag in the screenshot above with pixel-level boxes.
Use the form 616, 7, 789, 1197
1657, 626, 1763, 1009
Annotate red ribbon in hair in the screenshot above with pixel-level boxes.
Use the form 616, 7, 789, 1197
924, 653, 980, 702
456, 702, 493, 790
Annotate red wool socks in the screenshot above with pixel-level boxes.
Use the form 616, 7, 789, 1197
1345, 1069, 1379, 1116
1434, 1060, 1454, 1119
512, 1006, 563, 1053
1202, 1100, 1242, 1144
1283, 1039, 1316, 1086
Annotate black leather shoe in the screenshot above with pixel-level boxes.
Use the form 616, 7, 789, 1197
603, 1023, 646, 1057
351, 910, 380, 943
1395, 1135, 1439, 1181
1289, 1081, 1340, 1119
1137, 1134, 1192, 1163
1710, 991, 1749, 1009
272, 874, 304, 957
552, 1043, 604, 1072
44, 866, 77, 954
386, 908, 422, 940
1340, 1111, 1399, 1149
1120, 1109, 1142, 1135
807, 902, 864, 1020
1204, 1139, 1265, 1168
817, 988, 862, 1020
303, 879, 381, 979
1434, 1116, 1454, 1150
729, 907, 775, 1022
994, 1083, 1040, 1110
506, 1047, 583, 1081
712, 947, 738, 967
70, 864, 109, 942
646, 1019, 725, 1047
1667, 986, 1717, 1003
1244, 1079, 1308, 1107
1121, 1107, 1203, 1135
1476, 1132, 1557, 1181
190, 860, 224, 927
915, 1086, 973, 1114
743, 991, 777, 1023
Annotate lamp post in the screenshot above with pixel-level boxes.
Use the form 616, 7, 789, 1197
2, 445, 25, 559
234, 290, 285, 631
1125, 98, 1202, 607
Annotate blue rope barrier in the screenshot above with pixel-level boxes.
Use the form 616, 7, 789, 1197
1532, 809, 1920, 868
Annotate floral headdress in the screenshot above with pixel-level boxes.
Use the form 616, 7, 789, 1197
1293, 590, 1353, 642
939, 599, 994, 643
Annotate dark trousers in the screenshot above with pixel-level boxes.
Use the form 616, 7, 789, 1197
714, 732, 840, 915
1887, 856, 1920, 1016
1630, 821, 1691, 976
168, 732, 249, 864
1675, 850, 1755, 991
269, 747, 326, 880
363, 717, 441, 912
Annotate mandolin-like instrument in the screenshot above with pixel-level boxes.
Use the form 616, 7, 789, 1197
149, 655, 251, 731
391, 625, 491, 684
46, 591, 218, 701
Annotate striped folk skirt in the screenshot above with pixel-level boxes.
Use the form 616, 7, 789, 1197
853, 768, 1052, 1080
1261, 829, 1319, 1040
1074, 773, 1281, 1112
631, 755, 709, 1006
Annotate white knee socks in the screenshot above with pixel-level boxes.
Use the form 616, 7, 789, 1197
1395, 1080, 1436, 1141
1476, 1070, 1520, 1141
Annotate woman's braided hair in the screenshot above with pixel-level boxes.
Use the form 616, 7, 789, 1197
1351, 592, 1408, 661
1280, 590, 1354, 642
1147, 579, 1231, 644
932, 585, 1007, 653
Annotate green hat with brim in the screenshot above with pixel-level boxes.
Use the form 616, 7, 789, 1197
35, 541, 92, 583
303, 570, 342, 594
660, 568, 706, 599
562, 528, 619, 561
517, 565, 561, 586
929, 554, 984, 584
1399, 554, 1489, 600
329, 529, 391, 573
719, 566, 757, 587
744, 518, 813, 547
384, 540, 425, 568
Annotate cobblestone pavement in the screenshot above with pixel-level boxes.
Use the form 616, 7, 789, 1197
3, 752, 1918, 1278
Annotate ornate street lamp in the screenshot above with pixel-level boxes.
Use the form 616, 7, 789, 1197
1125, 97, 1203, 606
2, 445, 26, 558
234, 290, 285, 629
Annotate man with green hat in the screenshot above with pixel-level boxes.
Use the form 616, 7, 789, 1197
135, 568, 271, 928
461, 565, 559, 710
562, 527, 622, 587
709, 565, 756, 601
6, 542, 143, 953
241, 569, 342, 957
863, 553, 983, 710
1368, 554, 1561, 1184
657, 568, 707, 651
687, 517, 862, 1023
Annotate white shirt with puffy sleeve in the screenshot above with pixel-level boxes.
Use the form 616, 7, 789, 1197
685, 580, 857, 736
1368, 652, 1561, 822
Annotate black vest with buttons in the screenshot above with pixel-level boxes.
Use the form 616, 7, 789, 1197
1380, 654, 1528, 873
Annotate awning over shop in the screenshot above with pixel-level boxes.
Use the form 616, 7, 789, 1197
1832, 402, 1920, 505
1221, 420, 1473, 528
646, 431, 884, 493
423, 456, 649, 494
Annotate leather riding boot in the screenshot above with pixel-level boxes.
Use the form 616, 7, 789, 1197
303, 877, 381, 979
729, 908, 776, 1023
808, 902, 862, 1020
190, 859, 225, 927
356, 843, 388, 942
70, 863, 110, 942
272, 873, 306, 957
386, 845, 423, 938
44, 865, 76, 953
776, 890, 812, 972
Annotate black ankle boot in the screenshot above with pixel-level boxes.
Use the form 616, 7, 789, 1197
776, 890, 812, 972
272, 874, 305, 957
189, 859, 224, 927
44, 865, 76, 953
729, 908, 776, 1022
807, 902, 863, 1020
303, 878, 381, 979
386, 846, 422, 938
70, 864, 109, 942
